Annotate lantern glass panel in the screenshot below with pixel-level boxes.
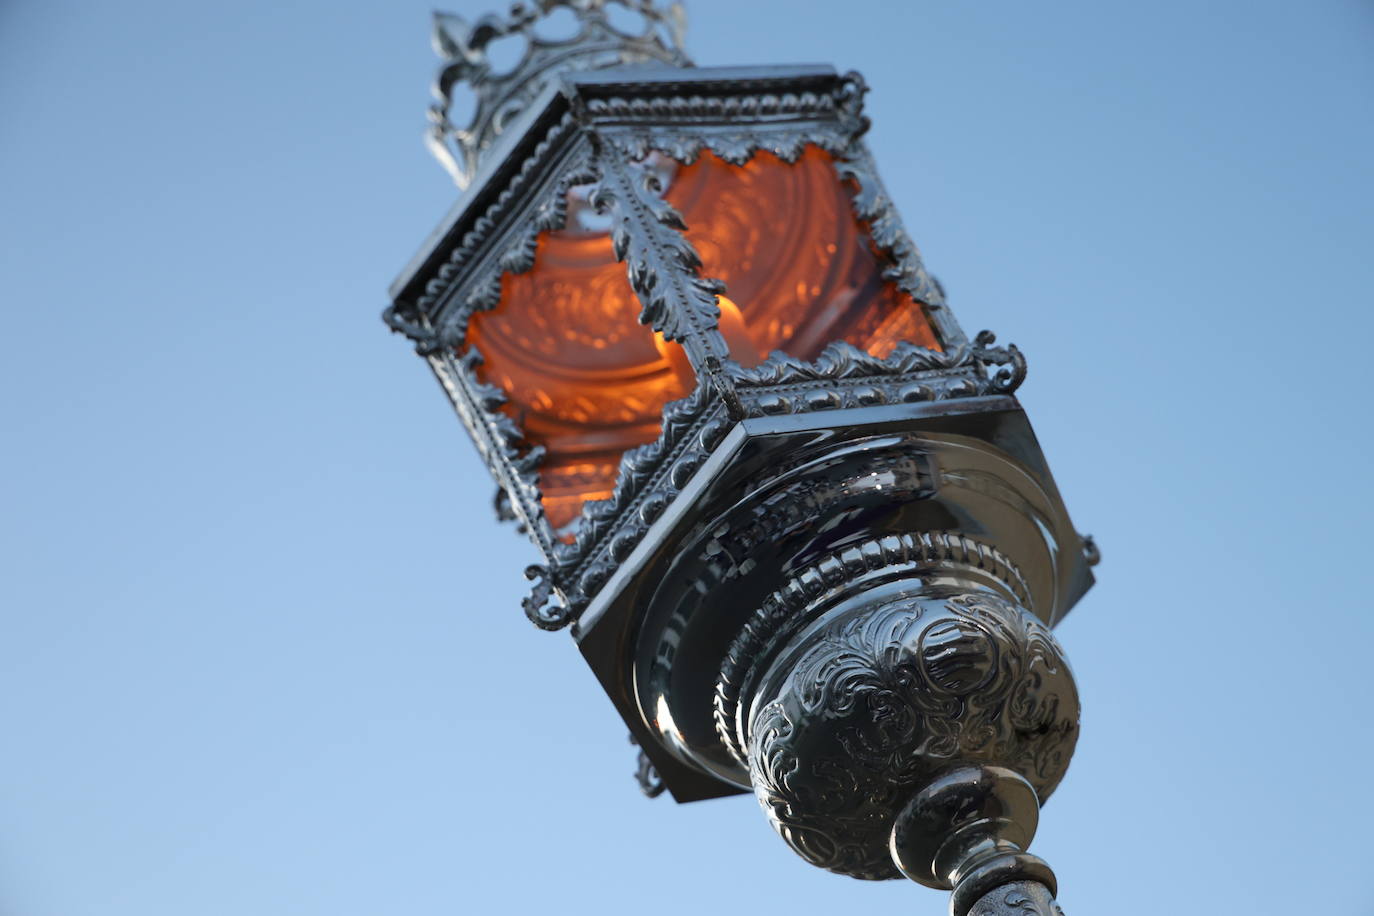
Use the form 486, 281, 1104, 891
664, 146, 942, 366
466, 188, 695, 535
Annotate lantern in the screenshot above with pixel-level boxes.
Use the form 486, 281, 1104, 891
384, 3, 1097, 913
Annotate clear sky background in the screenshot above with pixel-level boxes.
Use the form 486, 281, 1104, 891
2, 1, 1372, 914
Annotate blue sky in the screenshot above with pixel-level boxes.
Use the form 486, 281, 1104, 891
2, 1, 1372, 914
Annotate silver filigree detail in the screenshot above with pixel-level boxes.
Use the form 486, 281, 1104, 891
715, 531, 1033, 769
591, 81, 860, 166
726, 333, 1026, 418
629, 734, 666, 798
587, 155, 725, 344
522, 563, 571, 629
387, 112, 589, 342
838, 145, 947, 312
429, 1, 689, 187
552, 381, 729, 615
747, 591, 1078, 880
429, 347, 555, 561
547, 321, 1027, 624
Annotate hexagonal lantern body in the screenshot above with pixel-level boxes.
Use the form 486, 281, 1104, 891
387, 4, 1095, 913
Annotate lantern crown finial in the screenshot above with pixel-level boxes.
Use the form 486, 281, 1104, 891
427, 0, 691, 188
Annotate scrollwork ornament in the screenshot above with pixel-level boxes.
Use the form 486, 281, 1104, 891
1081, 534, 1101, 567
587, 157, 725, 343
550, 382, 727, 608
628, 735, 666, 799
382, 303, 440, 354
972, 330, 1027, 393
725, 332, 1028, 417
746, 590, 1078, 880
715, 532, 1033, 769
522, 564, 572, 630
492, 486, 520, 527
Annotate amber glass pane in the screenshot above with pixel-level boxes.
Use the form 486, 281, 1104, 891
664, 147, 941, 367
467, 223, 693, 535
468, 148, 935, 535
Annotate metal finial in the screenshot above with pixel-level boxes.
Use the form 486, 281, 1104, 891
426, 1, 692, 188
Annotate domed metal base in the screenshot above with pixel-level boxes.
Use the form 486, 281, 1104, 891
734, 571, 1076, 910
737, 580, 1078, 882
620, 426, 1084, 909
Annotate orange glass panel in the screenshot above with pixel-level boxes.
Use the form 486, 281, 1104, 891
468, 148, 937, 536
467, 219, 693, 536
664, 146, 941, 366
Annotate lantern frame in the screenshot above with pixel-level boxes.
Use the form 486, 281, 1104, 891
387, 13, 1097, 907
385, 64, 1068, 631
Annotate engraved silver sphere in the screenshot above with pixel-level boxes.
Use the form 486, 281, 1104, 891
744, 585, 1079, 880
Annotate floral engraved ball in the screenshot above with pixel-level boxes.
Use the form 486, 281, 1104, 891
747, 588, 1079, 880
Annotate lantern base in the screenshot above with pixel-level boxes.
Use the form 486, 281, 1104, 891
576, 399, 1088, 907
571, 398, 1093, 808
739, 576, 1078, 881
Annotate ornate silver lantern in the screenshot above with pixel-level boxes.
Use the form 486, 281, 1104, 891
385, 3, 1097, 913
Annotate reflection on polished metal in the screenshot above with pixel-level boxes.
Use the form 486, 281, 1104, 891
385, 3, 1096, 912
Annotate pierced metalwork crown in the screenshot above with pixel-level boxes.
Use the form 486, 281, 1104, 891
427, 0, 691, 188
